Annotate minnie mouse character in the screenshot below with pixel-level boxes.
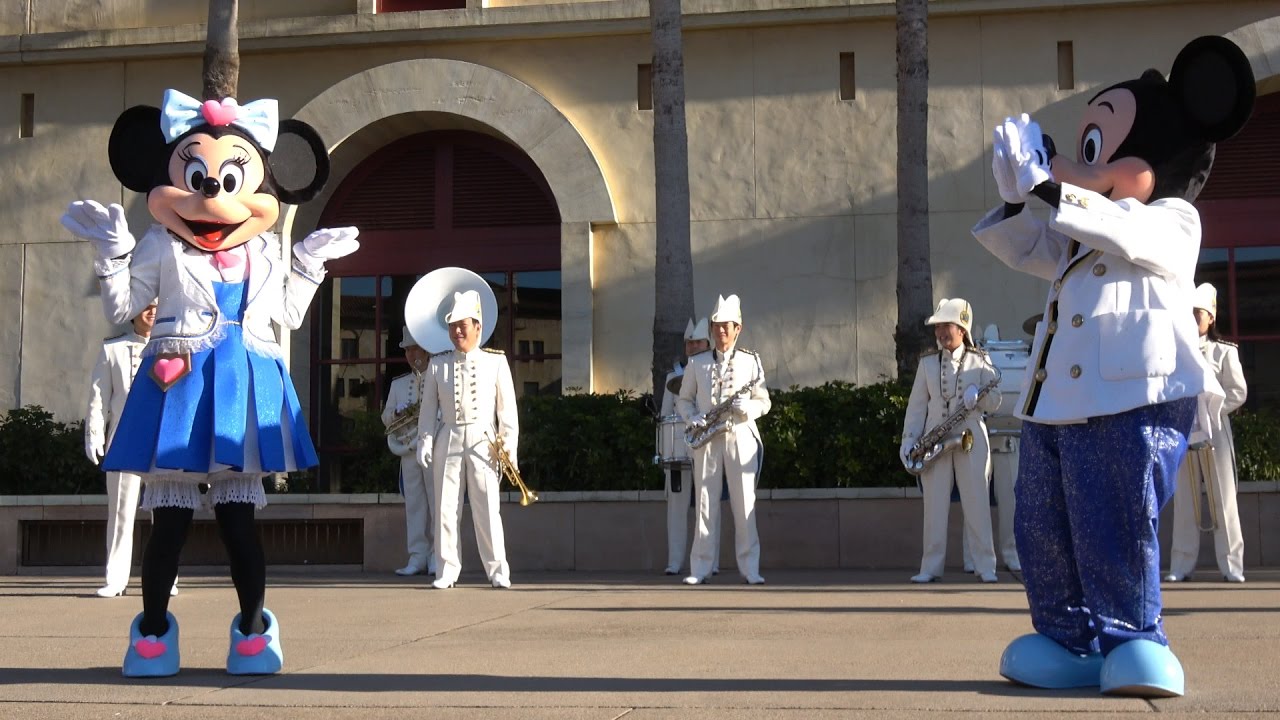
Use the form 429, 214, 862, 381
972, 36, 1254, 697
61, 87, 358, 677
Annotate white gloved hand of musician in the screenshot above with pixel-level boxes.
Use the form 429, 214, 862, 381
395, 400, 410, 414
899, 440, 916, 471
687, 412, 708, 429
730, 396, 749, 419
963, 384, 980, 411
1002, 114, 1054, 196
415, 433, 433, 469
85, 429, 105, 465
61, 200, 137, 259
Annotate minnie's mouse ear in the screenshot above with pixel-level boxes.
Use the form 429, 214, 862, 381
1170, 36, 1256, 142
270, 119, 330, 205
108, 105, 168, 193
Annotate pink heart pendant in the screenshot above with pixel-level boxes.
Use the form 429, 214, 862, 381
154, 358, 186, 385
201, 98, 240, 127
214, 250, 245, 270
135, 637, 167, 660
236, 635, 270, 657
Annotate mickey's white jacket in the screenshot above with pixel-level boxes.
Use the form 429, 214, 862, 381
972, 183, 1223, 424
95, 225, 324, 360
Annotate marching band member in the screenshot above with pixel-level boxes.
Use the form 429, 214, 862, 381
1165, 283, 1247, 583
382, 327, 437, 578
659, 318, 720, 576
416, 290, 518, 589
85, 303, 178, 598
676, 294, 771, 585
900, 298, 1002, 584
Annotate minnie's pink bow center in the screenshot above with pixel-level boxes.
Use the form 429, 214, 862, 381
201, 98, 241, 127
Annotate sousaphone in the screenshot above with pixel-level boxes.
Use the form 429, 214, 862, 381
405, 267, 499, 354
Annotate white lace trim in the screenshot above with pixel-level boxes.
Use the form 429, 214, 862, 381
141, 325, 284, 361
141, 471, 269, 511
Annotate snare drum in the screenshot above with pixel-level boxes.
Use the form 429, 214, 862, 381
654, 414, 691, 469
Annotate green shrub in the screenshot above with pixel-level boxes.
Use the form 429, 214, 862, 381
0, 405, 102, 493
520, 391, 662, 491
1233, 409, 1280, 481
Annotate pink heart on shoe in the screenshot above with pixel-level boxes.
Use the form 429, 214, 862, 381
201, 98, 240, 127
236, 635, 270, 656
135, 636, 167, 659
154, 357, 186, 385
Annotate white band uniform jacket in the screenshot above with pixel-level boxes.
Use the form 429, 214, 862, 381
414, 348, 518, 462
972, 183, 1223, 424
384, 372, 424, 457
675, 349, 771, 441
95, 225, 324, 360
901, 347, 1003, 450
87, 333, 149, 447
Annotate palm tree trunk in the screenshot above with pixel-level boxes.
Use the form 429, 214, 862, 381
894, 0, 934, 379
650, 0, 695, 400
204, 0, 240, 101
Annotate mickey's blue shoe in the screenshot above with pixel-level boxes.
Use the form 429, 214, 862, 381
1100, 639, 1184, 697
226, 608, 284, 675
999, 633, 1103, 689
123, 611, 180, 678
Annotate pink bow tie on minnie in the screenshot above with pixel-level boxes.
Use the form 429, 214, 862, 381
214, 249, 245, 271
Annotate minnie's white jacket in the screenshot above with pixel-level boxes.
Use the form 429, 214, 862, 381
94, 225, 323, 360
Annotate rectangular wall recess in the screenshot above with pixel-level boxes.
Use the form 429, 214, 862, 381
19, 93, 34, 138
839, 52, 857, 101
1057, 42, 1075, 91
637, 64, 653, 111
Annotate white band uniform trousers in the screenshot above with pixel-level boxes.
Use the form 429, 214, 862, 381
689, 427, 761, 580
432, 423, 509, 585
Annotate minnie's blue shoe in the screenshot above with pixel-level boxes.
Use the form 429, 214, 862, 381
123, 611, 180, 678
999, 633, 1103, 689
226, 608, 284, 675
1100, 639, 1184, 697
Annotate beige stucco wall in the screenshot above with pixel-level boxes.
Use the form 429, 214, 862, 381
0, 1, 1278, 420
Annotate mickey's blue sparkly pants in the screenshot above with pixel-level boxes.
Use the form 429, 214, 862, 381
1016, 397, 1195, 656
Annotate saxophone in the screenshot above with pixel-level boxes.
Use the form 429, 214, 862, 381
904, 364, 1001, 476
685, 377, 761, 450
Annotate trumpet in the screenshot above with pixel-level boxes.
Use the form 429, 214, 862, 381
1187, 441, 1220, 532
488, 434, 538, 506
384, 402, 421, 439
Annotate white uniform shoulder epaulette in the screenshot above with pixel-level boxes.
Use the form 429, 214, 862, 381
737, 347, 760, 357
104, 333, 128, 343
690, 349, 713, 359
1217, 339, 1238, 348
391, 371, 412, 382
970, 346, 990, 356
919, 348, 942, 359
482, 347, 505, 355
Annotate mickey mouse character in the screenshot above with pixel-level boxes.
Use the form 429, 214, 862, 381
61, 87, 358, 677
972, 36, 1254, 697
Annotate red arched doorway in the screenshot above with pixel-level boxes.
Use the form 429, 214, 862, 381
1197, 91, 1280, 413
310, 130, 561, 487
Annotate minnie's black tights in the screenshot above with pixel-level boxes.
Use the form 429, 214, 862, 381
138, 502, 266, 638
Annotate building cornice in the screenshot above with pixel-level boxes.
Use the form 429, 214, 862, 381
0, 0, 1197, 66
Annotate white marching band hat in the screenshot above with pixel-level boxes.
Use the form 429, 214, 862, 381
398, 325, 420, 350
925, 297, 973, 336
710, 294, 742, 324
445, 290, 483, 324
684, 317, 710, 342
1191, 282, 1217, 318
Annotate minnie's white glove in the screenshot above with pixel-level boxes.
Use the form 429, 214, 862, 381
61, 200, 136, 259
1001, 114, 1054, 196
293, 226, 360, 273
991, 125, 1026, 204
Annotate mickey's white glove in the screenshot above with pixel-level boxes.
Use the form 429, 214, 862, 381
61, 200, 136, 259
293, 226, 361, 273
85, 429, 105, 465
963, 384, 980, 411
415, 432, 434, 469
1001, 114, 1054, 196
991, 125, 1026, 204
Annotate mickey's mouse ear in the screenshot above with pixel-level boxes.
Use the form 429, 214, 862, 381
270, 119, 331, 205
1170, 36, 1256, 142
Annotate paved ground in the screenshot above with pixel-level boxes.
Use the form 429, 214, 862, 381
1, 568, 1278, 718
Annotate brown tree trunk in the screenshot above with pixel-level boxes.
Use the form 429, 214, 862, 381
649, 0, 695, 400
894, 0, 934, 380
203, 0, 240, 100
